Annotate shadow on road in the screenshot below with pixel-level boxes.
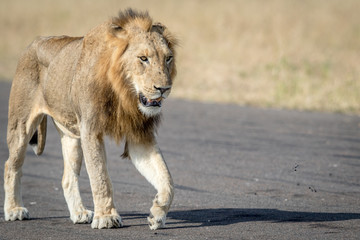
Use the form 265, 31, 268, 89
5, 209, 357, 228
166, 208, 360, 229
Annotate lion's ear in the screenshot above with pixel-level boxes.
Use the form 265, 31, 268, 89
111, 23, 123, 31
110, 23, 127, 39
151, 22, 178, 49
151, 23, 165, 34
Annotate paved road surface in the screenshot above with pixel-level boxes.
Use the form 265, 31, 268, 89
0, 80, 359, 239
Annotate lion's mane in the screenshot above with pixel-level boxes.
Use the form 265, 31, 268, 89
80, 9, 177, 150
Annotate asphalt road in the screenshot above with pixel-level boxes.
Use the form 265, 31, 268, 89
0, 80, 359, 240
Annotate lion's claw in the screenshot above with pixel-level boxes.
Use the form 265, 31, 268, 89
91, 214, 123, 229
71, 209, 94, 224
147, 215, 166, 230
5, 207, 30, 221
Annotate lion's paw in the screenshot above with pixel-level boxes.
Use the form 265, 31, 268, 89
71, 209, 94, 224
91, 214, 122, 229
147, 215, 166, 230
5, 207, 30, 221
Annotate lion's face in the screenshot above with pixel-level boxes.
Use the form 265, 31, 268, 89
122, 31, 175, 117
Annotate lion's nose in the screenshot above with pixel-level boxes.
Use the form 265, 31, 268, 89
154, 86, 171, 95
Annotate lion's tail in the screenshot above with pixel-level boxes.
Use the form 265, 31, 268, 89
29, 116, 47, 156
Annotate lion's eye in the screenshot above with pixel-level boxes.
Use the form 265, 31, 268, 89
166, 56, 173, 64
139, 56, 148, 62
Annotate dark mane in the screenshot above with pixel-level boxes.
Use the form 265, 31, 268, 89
91, 61, 161, 146
112, 8, 153, 31
87, 9, 177, 156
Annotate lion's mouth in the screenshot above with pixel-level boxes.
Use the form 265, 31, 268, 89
139, 93, 163, 107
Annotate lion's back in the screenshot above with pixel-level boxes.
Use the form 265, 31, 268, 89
34, 36, 83, 67
12, 35, 83, 86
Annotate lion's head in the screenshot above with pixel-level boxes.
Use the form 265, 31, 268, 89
97, 9, 177, 118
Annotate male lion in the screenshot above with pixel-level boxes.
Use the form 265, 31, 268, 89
4, 9, 177, 230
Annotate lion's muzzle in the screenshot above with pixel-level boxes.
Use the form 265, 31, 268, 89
139, 93, 163, 107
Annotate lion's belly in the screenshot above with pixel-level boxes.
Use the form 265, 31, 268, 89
43, 99, 80, 138
53, 117, 80, 138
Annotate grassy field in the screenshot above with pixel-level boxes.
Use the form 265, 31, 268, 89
1, 0, 359, 114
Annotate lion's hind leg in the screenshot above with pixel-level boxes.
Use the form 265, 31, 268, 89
4, 130, 30, 221
4, 39, 48, 221
5, 113, 47, 221
4, 114, 42, 221
57, 126, 93, 224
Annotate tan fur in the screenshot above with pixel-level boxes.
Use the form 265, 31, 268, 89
4, 9, 177, 230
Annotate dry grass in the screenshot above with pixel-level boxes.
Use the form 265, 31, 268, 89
1, 0, 359, 114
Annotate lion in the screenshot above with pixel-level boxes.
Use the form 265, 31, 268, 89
4, 9, 177, 230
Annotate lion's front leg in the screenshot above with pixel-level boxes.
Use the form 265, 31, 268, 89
128, 141, 174, 230
80, 132, 122, 229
